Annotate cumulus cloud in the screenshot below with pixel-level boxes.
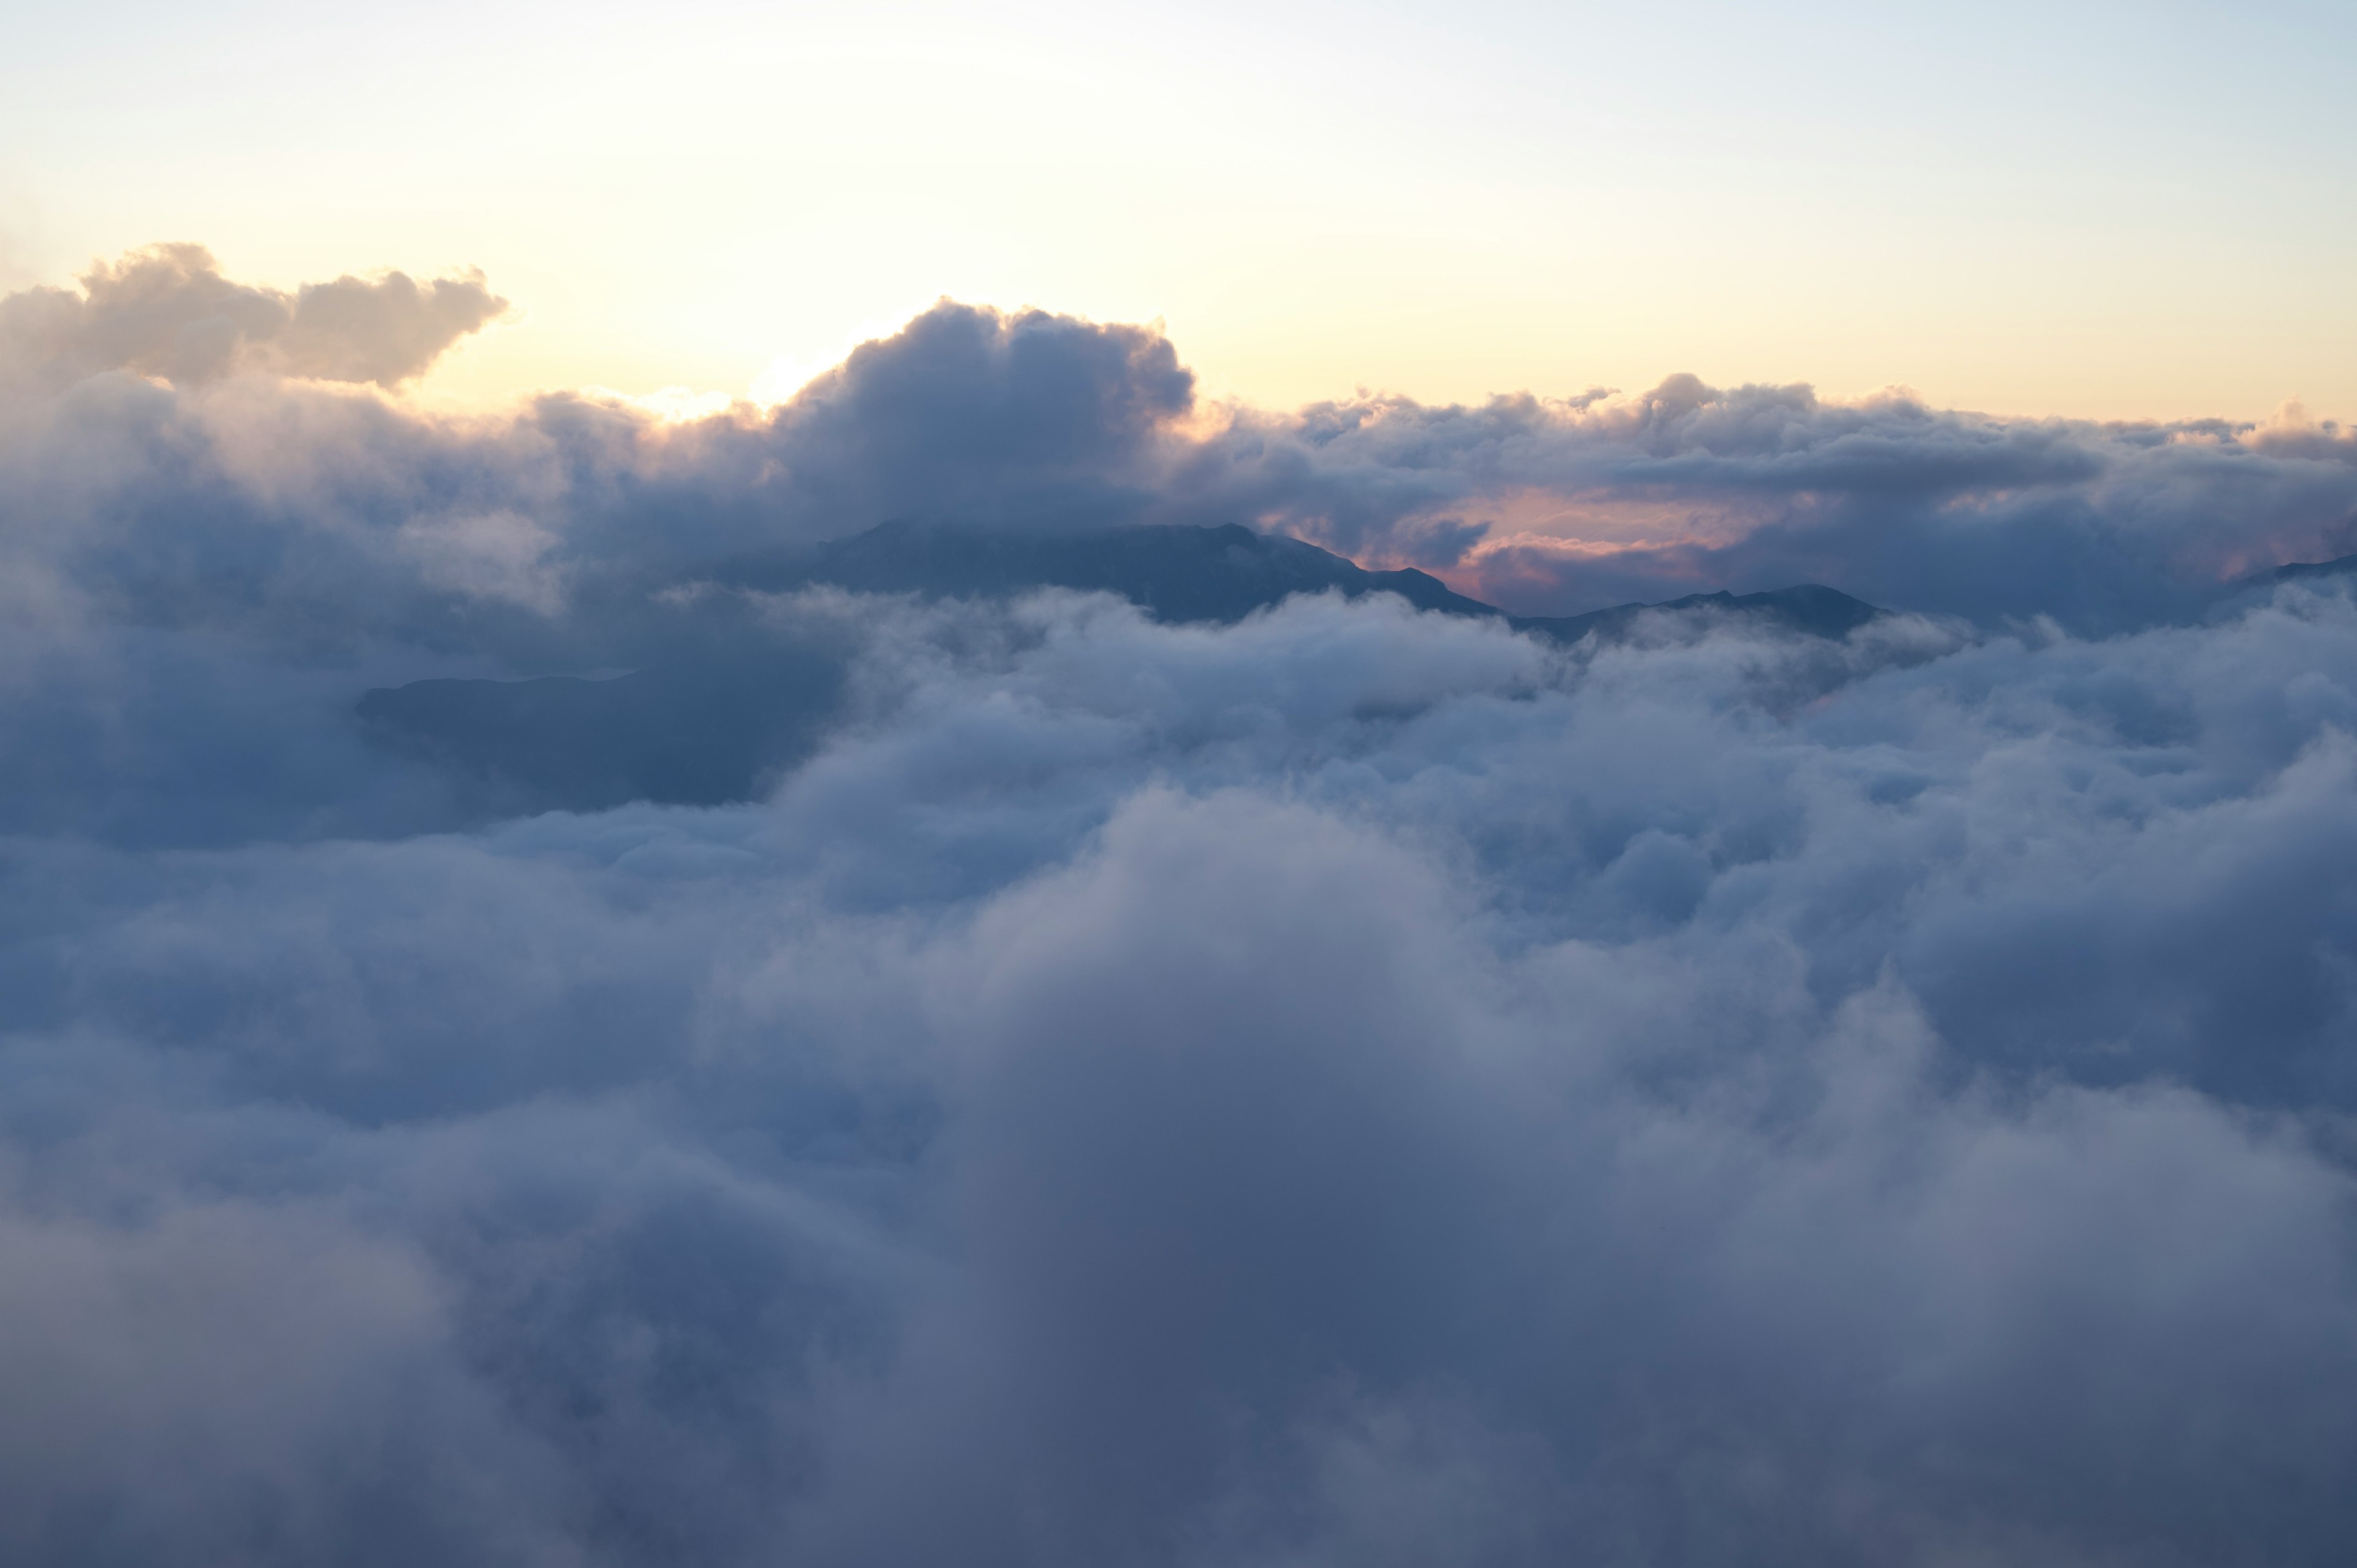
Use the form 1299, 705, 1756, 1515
5, 247, 2357, 1564
0, 242, 506, 393
10, 245, 2355, 666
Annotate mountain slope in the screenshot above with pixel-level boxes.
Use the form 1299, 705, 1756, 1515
1512, 584, 1884, 645
363, 522, 1884, 810
793, 519, 1498, 622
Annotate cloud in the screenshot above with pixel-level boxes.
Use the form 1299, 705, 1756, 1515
762, 298, 1194, 535
6, 249, 2357, 1563
0, 1192, 583, 1567
10, 249, 2355, 667
0, 242, 506, 394
1176, 378, 2357, 632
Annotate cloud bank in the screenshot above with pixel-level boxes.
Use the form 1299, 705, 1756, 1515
4, 250, 2357, 1566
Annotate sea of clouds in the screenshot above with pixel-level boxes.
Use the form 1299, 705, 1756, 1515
4, 245, 2357, 1566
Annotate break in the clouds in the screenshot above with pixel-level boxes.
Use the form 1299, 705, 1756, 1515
5, 249, 2357, 1567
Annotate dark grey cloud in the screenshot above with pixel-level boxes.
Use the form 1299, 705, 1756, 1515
4, 250, 2357, 1566
763, 299, 1193, 534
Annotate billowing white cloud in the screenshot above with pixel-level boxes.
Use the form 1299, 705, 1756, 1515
3, 251, 2357, 1565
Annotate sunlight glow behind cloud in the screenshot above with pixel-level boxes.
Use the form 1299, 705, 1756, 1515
3, 0, 2351, 422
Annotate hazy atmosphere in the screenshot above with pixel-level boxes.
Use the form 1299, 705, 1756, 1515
6, 5, 2357, 1566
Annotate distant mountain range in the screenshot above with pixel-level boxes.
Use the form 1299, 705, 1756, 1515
795, 520, 1886, 643
793, 519, 1498, 623
362, 521, 1884, 811
358, 646, 844, 813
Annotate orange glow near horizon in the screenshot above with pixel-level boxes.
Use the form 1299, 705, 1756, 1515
9, 2, 2351, 428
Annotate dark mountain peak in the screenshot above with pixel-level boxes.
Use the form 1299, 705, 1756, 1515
361, 522, 1887, 811
777, 519, 1885, 646
798, 518, 1496, 624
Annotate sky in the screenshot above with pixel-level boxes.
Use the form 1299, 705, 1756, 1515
9, 7, 2357, 1564
5, 0, 2354, 421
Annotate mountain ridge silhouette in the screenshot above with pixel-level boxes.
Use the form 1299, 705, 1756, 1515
362, 521, 1886, 810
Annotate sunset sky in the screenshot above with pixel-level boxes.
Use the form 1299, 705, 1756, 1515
7, 0, 2351, 420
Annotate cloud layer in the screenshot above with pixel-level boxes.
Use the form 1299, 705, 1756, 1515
4, 250, 2357, 1566
1188, 379, 2357, 632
